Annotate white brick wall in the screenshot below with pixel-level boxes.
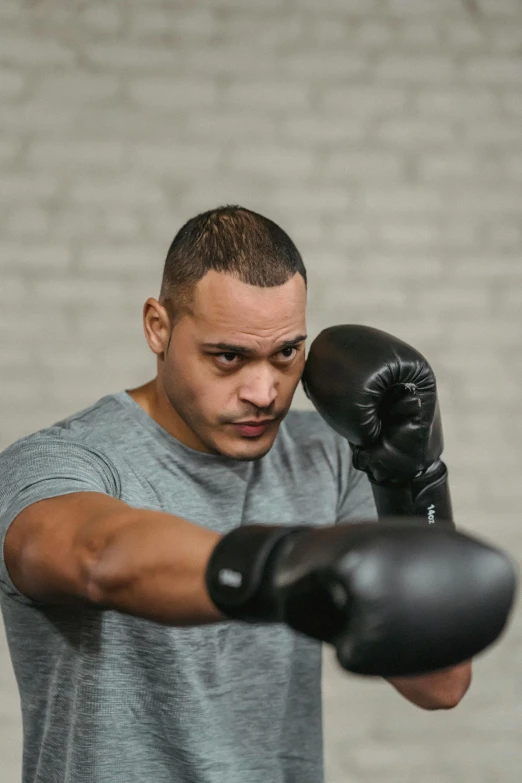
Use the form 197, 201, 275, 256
1, 1, 521, 781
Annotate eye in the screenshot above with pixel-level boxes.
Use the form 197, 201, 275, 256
214, 352, 241, 366
212, 346, 299, 368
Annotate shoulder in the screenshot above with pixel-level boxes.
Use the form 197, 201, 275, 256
280, 409, 343, 447
276, 409, 350, 473
0, 394, 125, 489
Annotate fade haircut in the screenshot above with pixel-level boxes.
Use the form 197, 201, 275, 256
159, 205, 307, 326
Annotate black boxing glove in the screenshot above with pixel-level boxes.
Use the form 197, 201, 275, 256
302, 324, 453, 527
205, 520, 516, 677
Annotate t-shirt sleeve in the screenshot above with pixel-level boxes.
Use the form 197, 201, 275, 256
0, 434, 121, 605
335, 437, 378, 524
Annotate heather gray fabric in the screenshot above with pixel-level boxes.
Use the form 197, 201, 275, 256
0, 391, 377, 783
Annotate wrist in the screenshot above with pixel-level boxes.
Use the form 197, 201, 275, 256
205, 524, 306, 622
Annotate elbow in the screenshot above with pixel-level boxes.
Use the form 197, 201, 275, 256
420, 664, 473, 711
85, 546, 129, 608
422, 689, 464, 711
389, 660, 473, 711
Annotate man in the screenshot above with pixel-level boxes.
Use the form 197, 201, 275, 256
0, 206, 471, 783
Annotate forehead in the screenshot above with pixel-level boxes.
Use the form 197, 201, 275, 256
189, 271, 307, 336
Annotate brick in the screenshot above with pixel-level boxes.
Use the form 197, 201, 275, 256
0, 69, 25, 98
67, 108, 175, 141
103, 210, 143, 239
489, 24, 522, 53
0, 36, 74, 67
361, 186, 444, 213
0, 176, 58, 202
6, 206, 49, 236
185, 112, 278, 141
376, 119, 454, 145
387, 0, 457, 13
0, 139, 20, 165
75, 314, 143, 341
502, 286, 522, 310
0, 243, 70, 272
486, 221, 522, 248
128, 78, 218, 109
300, 0, 380, 11
311, 19, 349, 47
229, 145, 312, 178
27, 140, 125, 170
476, 0, 522, 14
31, 277, 129, 306
182, 45, 278, 77
129, 8, 215, 39
223, 81, 309, 111
78, 245, 158, 275
400, 22, 441, 47
0, 277, 27, 302
465, 120, 522, 145
2, 103, 76, 134
322, 86, 408, 115
68, 178, 163, 207
377, 223, 439, 247
325, 151, 403, 180
448, 318, 522, 347
413, 287, 489, 312
86, 43, 178, 70
416, 88, 497, 116
375, 55, 455, 82
464, 57, 522, 83
279, 51, 366, 79
503, 89, 522, 116
418, 154, 489, 181
321, 282, 407, 310
80, 4, 124, 35
0, 378, 49, 406
500, 154, 522, 180
445, 256, 522, 280
218, 14, 305, 47
439, 222, 479, 248
182, 180, 262, 214
329, 222, 372, 248
355, 22, 394, 48
352, 742, 430, 772
36, 73, 120, 104
281, 115, 365, 144
445, 20, 486, 48
271, 185, 354, 214
183, 0, 282, 7
52, 208, 101, 239
0, 0, 20, 19
131, 144, 221, 176
143, 208, 188, 245
444, 188, 522, 213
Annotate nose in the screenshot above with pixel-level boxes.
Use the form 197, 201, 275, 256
238, 365, 278, 411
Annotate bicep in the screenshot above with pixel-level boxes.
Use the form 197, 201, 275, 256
4, 492, 132, 606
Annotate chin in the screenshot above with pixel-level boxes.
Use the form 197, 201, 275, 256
217, 432, 277, 461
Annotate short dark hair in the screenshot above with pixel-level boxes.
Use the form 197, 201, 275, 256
159, 205, 307, 325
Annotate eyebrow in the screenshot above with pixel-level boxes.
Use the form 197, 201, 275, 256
201, 335, 307, 356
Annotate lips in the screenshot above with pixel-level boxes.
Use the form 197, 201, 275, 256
231, 420, 274, 437
234, 420, 274, 426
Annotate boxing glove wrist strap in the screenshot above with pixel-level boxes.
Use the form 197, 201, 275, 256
205, 525, 307, 622
370, 460, 454, 527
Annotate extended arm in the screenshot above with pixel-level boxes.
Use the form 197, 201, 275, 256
387, 660, 472, 710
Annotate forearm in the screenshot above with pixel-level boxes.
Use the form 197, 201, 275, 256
87, 508, 225, 626
387, 660, 472, 710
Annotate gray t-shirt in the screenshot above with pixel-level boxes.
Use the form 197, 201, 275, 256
0, 391, 377, 783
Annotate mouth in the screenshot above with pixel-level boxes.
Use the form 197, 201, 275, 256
230, 420, 276, 437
